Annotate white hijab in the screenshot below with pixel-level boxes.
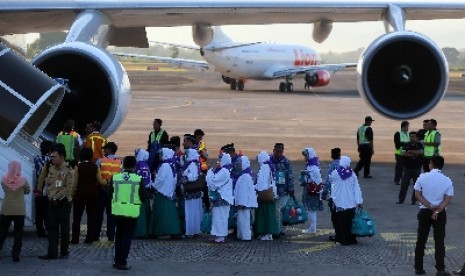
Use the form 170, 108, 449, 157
234, 156, 258, 208
304, 147, 322, 183
153, 148, 177, 198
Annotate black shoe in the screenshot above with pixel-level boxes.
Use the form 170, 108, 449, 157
328, 235, 335, 241
436, 271, 450, 276
12, 256, 20, 262
39, 254, 58, 260
114, 264, 131, 270
396, 201, 404, 204
59, 252, 69, 259
453, 267, 465, 275
37, 232, 47, 238
70, 239, 79, 244
364, 175, 373, 179
394, 182, 400, 185
415, 270, 426, 275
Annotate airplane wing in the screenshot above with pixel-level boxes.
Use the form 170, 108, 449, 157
112, 52, 211, 70
271, 63, 357, 79
2, 1, 465, 37
150, 41, 263, 51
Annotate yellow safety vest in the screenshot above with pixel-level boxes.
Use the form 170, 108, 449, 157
395, 131, 410, 155
111, 173, 142, 218
424, 130, 441, 157
358, 126, 370, 145
150, 129, 165, 144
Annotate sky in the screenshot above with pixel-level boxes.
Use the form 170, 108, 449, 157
146, 19, 465, 52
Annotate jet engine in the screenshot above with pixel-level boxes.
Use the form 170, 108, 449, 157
357, 31, 448, 120
32, 42, 130, 139
193, 24, 214, 47
305, 70, 331, 87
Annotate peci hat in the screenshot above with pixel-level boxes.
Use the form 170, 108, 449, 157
102, 142, 118, 152
221, 143, 235, 152
365, 116, 375, 122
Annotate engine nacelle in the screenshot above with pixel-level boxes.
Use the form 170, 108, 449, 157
193, 24, 214, 47
305, 70, 331, 87
357, 31, 448, 120
222, 75, 232, 84
32, 42, 131, 139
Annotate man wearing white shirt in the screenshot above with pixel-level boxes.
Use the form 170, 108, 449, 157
413, 156, 454, 276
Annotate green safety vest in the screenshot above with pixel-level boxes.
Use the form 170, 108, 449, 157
111, 173, 142, 218
424, 130, 441, 157
150, 129, 165, 144
395, 131, 410, 155
56, 133, 75, 161
358, 125, 370, 145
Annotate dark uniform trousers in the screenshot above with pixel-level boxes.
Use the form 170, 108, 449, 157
35, 196, 48, 235
72, 195, 98, 242
47, 200, 71, 257
354, 144, 373, 177
95, 186, 115, 241
398, 168, 421, 203
394, 154, 405, 183
114, 216, 137, 266
415, 209, 447, 272
0, 215, 25, 258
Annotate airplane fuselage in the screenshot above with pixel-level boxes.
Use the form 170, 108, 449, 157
203, 43, 321, 80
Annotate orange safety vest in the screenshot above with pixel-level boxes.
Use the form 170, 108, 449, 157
84, 133, 107, 162
198, 141, 208, 171
100, 157, 122, 180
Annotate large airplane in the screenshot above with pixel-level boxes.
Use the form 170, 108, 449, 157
115, 26, 356, 93
1, 0, 465, 224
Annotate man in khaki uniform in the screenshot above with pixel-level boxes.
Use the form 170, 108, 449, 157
38, 145, 75, 260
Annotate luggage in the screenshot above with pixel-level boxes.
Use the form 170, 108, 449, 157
351, 207, 377, 237
281, 197, 308, 226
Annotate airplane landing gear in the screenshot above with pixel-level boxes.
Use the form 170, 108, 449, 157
237, 80, 244, 91
279, 80, 294, 92
230, 80, 237, 90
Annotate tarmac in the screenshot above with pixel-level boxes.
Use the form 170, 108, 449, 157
2, 69, 465, 275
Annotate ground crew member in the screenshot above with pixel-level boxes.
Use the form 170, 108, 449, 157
38, 146, 74, 260
95, 142, 121, 242
422, 119, 441, 172
147, 118, 169, 152
394, 121, 410, 185
83, 121, 107, 163
110, 156, 147, 270
354, 116, 374, 178
56, 119, 80, 167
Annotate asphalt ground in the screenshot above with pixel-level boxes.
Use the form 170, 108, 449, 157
1, 69, 465, 275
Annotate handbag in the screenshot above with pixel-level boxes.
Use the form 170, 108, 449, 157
184, 173, 206, 192
306, 182, 323, 194
351, 208, 377, 237
257, 187, 275, 203
281, 197, 308, 226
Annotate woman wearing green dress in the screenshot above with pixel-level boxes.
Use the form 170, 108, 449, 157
149, 148, 182, 238
253, 151, 279, 240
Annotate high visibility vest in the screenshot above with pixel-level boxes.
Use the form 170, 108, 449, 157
111, 173, 142, 218
198, 141, 208, 171
424, 130, 441, 157
395, 131, 410, 155
149, 129, 165, 144
56, 133, 75, 161
100, 157, 122, 180
358, 126, 370, 145
84, 133, 107, 162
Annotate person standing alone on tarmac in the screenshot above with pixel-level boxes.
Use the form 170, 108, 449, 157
394, 121, 410, 185
110, 156, 148, 270
413, 156, 453, 276
354, 116, 374, 178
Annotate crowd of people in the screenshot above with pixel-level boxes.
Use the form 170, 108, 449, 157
0, 115, 459, 274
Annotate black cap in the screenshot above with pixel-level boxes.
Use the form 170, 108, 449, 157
102, 142, 118, 152
365, 116, 375, 122
274, 143, 284, 149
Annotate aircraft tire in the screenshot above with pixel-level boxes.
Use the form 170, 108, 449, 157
238, 81, 244, 91
286, 83, 293, 92
279, 82, 286, 92
230, 80, 237, 90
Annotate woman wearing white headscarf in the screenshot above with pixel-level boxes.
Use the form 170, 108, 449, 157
300, 148, 324, 234
330, 156, 363, 245
234, 156, 258, 241
182, 148, 203, 236
207, 153, 234, 243
134, 149, 152, 238
149, 148, 182, 237
0, 160, 30, 262
253, 151, 279, 241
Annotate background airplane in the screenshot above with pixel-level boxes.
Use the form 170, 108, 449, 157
115, 26, 356, 92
